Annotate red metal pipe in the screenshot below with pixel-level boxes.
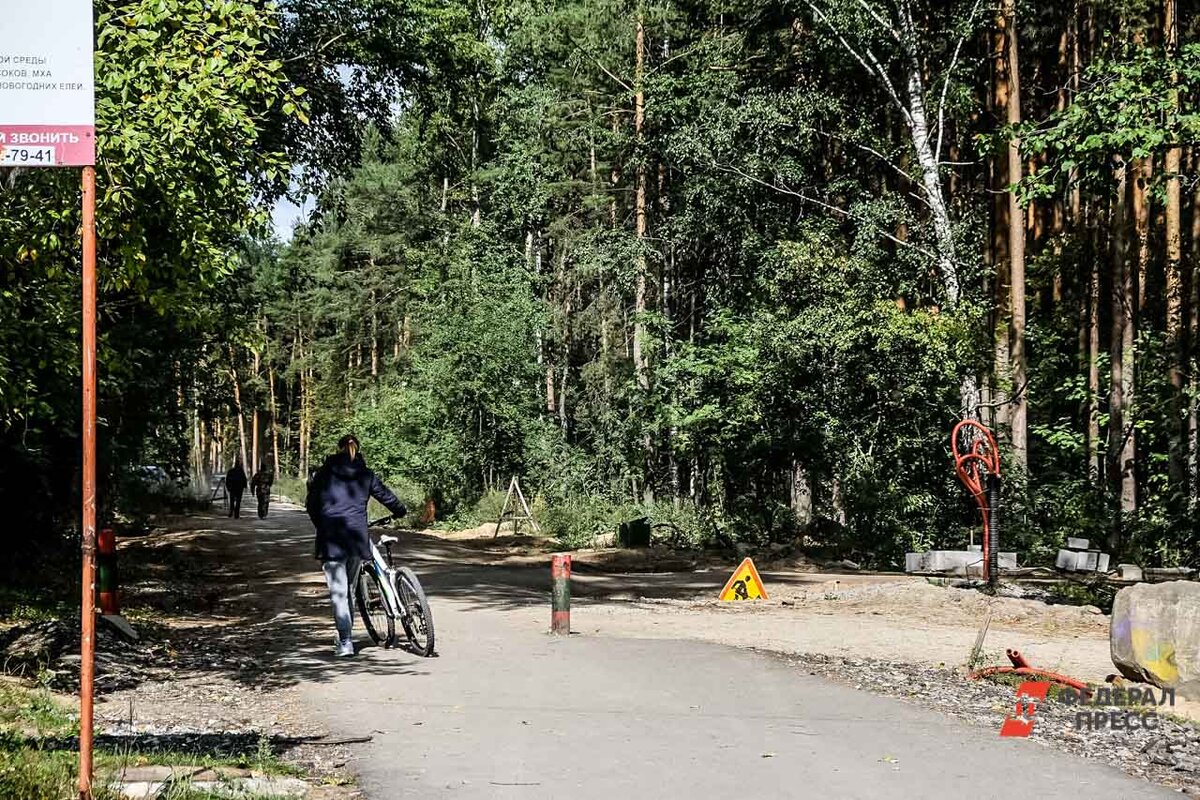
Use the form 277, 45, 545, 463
971, 665, 1093, 696
79, 165, 97, 800
951, 420, 1000, 582
970, 648, 1093, 696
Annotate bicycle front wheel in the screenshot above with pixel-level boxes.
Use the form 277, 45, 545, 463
395, 567, 435, 656
355, 564, 395, 647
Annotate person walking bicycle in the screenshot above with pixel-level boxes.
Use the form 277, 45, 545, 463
306, 435, 406, 657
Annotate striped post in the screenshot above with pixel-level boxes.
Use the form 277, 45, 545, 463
550, 554, 571, 635
97, 528, 118, 615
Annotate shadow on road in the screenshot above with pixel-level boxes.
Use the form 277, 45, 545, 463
102, 507, 859, 693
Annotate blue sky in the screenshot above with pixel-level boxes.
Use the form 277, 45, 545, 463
271, 194, 314, 241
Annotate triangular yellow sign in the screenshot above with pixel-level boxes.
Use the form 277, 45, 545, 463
719, 557, 768, 601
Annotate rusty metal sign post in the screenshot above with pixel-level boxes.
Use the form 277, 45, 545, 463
1, 2, 99, 797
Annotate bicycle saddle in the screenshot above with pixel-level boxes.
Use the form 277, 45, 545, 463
379, 534, 399, 545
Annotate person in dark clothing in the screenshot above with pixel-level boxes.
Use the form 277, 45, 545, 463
225, 460, 248, 519
306, 435, 406, 657
251, 462, 274, 518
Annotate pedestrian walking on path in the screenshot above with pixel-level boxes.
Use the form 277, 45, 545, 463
225, 460, 247, 519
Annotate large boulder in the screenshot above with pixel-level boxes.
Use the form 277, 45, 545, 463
1111, 581, 1200, 694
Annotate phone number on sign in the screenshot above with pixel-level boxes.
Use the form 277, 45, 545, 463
0, 146, 57, 165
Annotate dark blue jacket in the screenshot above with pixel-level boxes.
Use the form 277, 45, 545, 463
306, 452, 406, 561
225, 464, 247, 494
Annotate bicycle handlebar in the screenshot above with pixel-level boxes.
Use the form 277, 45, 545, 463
369, 514, 401, 528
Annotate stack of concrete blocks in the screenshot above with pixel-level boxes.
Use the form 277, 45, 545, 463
1055, 537, 1111, 574
904, 545, 1017, 576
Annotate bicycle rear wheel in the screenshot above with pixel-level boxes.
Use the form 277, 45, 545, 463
355, 564, 395, 647
395, 567, 435, 656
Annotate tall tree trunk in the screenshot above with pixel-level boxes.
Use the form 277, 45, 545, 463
1087, 214, 1103, 480
1110, 159, 1137, 547
1134, 157, 1153, 316
297, 333, 309, 480
633, 15, 649, 394
369, 289, 379, 382
1165, 0, 1185, 487
251, 409, 260, 473
791, 461, 813, 528
991, 9, 1012, 432
229, 346, 249, 469
634, 13, 654, 503
1003, 0, 1028, 469
268, 363, 281, 474
251, 346, 260, 472
192, 396, 204, 484
1190, 154, 1200, 502
831, 474, 848, 527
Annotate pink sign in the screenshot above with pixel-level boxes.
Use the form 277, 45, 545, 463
0, 125, 95, 168
0, 1, 96, 167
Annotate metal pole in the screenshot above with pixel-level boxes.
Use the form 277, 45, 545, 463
79, 164, 97, 800
550, 554, 571, 635
987, 473, 1001, 588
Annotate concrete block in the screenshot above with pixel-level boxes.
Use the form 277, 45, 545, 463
1111, 581, 1200, 694
923, 550, 981, 572
905, 550, 1016, 574
1056, 549, 1081, 570
1118, 564, 1144, 582
1057, 549, 1111, 572
1146, 567, 1198, 581
1067, 537, 1090, 550
1117, 564, 1138, 579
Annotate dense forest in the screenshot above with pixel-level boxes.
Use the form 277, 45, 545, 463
4, 0, 1200, 568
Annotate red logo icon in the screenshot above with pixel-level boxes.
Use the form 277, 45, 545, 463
1000, 681, 1051, 737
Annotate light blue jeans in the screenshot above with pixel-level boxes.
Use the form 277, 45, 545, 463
322, 558, 361, 643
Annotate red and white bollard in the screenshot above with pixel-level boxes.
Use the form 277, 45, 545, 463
551, 554, 571, 635
97, 528, 118, 615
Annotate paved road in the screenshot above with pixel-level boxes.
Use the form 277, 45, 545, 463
253, 508, 1172, 799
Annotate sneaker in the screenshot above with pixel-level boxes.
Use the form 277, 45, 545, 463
335, 639, 355, 658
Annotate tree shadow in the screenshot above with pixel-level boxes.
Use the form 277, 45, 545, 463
2, 729, 361, 759
6, 507, 865, 696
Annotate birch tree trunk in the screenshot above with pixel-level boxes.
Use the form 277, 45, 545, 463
1109, 159, 1136, 545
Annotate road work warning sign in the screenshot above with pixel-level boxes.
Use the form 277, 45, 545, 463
719, 557, 768, 601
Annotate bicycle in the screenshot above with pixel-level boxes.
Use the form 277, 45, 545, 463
355, 515, 436, 656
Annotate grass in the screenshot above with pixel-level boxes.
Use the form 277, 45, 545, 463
0, 679, 296, 800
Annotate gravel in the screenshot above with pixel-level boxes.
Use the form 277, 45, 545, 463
789, 652, 1200, 792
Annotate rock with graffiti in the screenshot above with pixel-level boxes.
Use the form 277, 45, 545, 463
1111, 581, 1200, 695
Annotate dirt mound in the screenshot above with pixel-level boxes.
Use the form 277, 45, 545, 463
769, 579, 1110, 635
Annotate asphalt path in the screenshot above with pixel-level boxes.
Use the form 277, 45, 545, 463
244, 507, 1173, 800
